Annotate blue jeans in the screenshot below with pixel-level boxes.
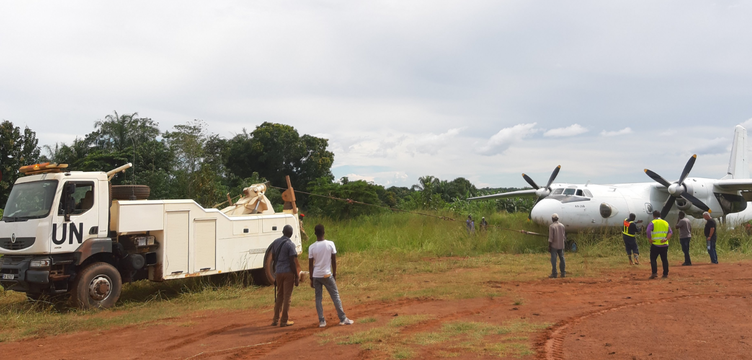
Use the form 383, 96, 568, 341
680, 237, 691, 264
313, 276, 347, 323
707, 240, 718, 263
550, 249, 565, 276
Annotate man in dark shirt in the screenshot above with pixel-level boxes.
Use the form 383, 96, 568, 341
703, 212, 718, 264
270, 225, 300, 327
622, 213, 642, 265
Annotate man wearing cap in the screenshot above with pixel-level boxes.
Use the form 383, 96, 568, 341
548, 213, 566, 278
703, 212, 718, 264
647, 210, 673, 279
480, 217, 488, 231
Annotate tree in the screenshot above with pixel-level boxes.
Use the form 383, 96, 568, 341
0, 120, 41, 206
307, 177, 384, 218
226, 122, 334, 204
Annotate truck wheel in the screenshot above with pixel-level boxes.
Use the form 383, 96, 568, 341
111, 185, 150, 200
70, 262, 122, 309
250, 249, 275, 286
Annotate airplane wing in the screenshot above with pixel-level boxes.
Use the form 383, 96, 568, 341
468, 189, 537, 201
713, 179, 752, 192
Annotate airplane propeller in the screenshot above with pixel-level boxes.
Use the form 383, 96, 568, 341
644, 154, 711, 218
522, 165, 561, 219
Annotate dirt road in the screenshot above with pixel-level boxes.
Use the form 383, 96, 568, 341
1, 260, 750, 360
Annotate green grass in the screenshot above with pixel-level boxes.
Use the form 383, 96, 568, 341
1, 210, 752, 344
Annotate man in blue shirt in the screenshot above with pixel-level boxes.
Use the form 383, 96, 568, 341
270, 225, 300, 327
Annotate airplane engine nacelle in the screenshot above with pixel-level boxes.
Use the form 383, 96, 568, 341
676, 198, 692, 211
599, 203, 618, 218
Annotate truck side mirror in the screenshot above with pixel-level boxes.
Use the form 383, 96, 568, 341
63, 183, 76, 222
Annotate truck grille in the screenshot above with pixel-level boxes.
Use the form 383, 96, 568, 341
0, 237, 36, 250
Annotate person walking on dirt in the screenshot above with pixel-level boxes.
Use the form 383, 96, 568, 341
309, 224, 354, 328
271, 225, 300, 327
647, 210, 673, 279
703, 212, 719, 264
548, 213, 566, 278
676, 211, 693, 266
622, 213, 642, 265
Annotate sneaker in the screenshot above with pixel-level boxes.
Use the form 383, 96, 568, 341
649, 274, 657, 279
280, 321, 294, 327
549, 274, 557, 279
340, 318, 354, 326
561, 273, 566, 278
661, 275, 668, 278
271, 322, 278, 326
319, 321, 327, 328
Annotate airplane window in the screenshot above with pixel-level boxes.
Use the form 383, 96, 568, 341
552, 188, 564, 195
583, 189, 593, 198
575, 189, 583, 196
563, 188, 576, 195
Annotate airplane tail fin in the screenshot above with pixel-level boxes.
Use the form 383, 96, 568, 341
724, 125, 749, 179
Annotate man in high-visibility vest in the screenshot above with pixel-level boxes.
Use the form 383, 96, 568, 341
647, 210, 673, 279
622, 213, 643, 265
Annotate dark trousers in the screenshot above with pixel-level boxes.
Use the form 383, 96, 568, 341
680, 237, 692, 264
650, 245, 669, 276
550, 249, 565, 276
707, 240, 718, 263
273, 272, 295, 324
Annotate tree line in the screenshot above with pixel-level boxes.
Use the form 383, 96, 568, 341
0, 112, 533, 219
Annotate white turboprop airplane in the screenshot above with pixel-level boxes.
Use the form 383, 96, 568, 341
469, 125, 752, 231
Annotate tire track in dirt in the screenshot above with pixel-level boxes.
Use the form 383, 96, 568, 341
185, 297, 437, 360
536, 293, 748, 360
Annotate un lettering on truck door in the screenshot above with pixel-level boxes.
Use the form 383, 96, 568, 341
52, 181, 98, 251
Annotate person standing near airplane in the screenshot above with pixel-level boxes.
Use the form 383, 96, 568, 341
676, 211, 692, 266
647, 210, 673, 279
622, 213, 642, 265
703, 212, 719, 264
466, 215, 475, 234
548, 213, 566, 278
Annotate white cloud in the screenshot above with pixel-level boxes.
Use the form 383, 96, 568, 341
543, 124, 588, 137
412, 128, 463, 155
477, 123, 538, 156
740, 118, 752, 129
600, 127, 633, 137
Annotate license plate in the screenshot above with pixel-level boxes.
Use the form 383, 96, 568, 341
2, 274, 15, 280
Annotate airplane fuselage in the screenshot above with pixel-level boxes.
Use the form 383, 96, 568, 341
529, 178, 742, 231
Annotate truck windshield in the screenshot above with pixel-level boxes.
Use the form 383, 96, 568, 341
2, 180, 58, 221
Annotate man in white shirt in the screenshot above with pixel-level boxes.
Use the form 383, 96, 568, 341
309, 224, 354, 328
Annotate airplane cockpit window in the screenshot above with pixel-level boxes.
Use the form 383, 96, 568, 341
552, 188, 564, 195
563, 188, 576, 196
583, 189, 593, 198
575, 189, 583, 196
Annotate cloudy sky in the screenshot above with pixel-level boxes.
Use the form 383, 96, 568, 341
2, 1, 752, 189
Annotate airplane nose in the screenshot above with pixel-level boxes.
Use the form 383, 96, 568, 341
530, 198, 562, 225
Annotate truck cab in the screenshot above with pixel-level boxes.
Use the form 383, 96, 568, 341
1, 164, 110, 297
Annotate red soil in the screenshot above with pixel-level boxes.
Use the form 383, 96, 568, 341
1, 260, 751, 360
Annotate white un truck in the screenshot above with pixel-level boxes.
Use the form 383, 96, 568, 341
0, 163, 301, 308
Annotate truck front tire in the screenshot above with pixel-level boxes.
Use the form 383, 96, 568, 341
70, 262, 122, 309
250, 250, 275, 286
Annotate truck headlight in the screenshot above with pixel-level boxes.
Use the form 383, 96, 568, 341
30, 259, 51, 268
